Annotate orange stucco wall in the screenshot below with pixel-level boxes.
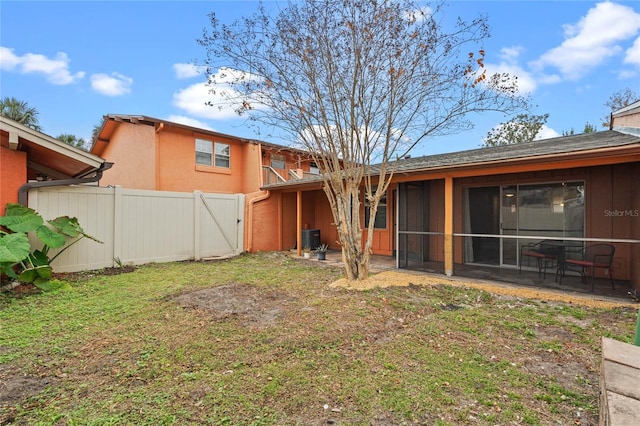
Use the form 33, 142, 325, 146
0, 145, 27, 215
98, 123, 157, 189
247, 191, 281, 252
96, 121, 276, 195
156, 127, 260, 194
281, 192, 298, 250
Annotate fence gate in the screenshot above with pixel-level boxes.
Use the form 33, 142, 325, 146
27, 186, 245, 273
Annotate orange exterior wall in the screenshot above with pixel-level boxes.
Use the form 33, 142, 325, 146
255, 160, 639, 287
98, 123, 157, 189
247, 191, 281, 252
0, 145, 27, 215
155, 127, 259, 194
612, 109, 640, 128
96, 121, 313, 195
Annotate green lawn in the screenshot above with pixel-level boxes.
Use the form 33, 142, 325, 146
0, 252, 636, 425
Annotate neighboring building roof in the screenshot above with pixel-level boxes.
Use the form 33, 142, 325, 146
264, 130, 640, 189
611, 99, 640, 116
610, 100, 640, 136
92, 113, 310, 156
0, 115, 105, 179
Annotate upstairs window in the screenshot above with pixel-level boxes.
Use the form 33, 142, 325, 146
214, 142, 230, 168
271, 154, 286, 169
195, 139, 212, 166
309, 162, 320, 174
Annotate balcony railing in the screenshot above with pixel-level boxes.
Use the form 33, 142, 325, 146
262, 166, 321, 185
262, 166, 286, 185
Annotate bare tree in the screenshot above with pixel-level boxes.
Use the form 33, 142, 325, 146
602, 87, 639, 128
199, 0, 528, 280
482, 113, 548, 147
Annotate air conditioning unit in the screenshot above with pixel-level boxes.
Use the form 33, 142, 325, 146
302, 229, 321, 250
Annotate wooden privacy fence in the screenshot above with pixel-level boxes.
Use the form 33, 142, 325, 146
27, 186, 245, 273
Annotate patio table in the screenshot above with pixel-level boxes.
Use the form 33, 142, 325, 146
538, 240, 583, 282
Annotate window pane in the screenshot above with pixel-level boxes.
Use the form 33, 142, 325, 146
196, 151, 212, 165
365, 186, 387, 229
373, 206, 387, 229
195, 139, 212, 165
271, 154, 286, 169
214, 142, 230, 168
215, 143, 229, 156
215, 156, 230, 168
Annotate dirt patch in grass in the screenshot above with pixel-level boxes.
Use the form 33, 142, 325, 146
0, 363, 55, 421
172, 283, 297, 328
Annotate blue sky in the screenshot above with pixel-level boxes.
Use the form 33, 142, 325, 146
1, 1, 639, 156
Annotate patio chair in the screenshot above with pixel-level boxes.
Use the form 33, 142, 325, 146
559, 244, 615, 291
519, 240, 557, 279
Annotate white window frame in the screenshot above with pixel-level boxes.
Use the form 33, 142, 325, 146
214, 142, 230, 168
195, 139, 213, 166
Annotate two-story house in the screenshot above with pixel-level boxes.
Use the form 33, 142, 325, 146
90, 114, 321, 251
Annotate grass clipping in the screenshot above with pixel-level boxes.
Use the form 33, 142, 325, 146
331, 270, 636, 309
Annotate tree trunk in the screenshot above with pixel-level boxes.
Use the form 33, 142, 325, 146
326, 177, 371, 280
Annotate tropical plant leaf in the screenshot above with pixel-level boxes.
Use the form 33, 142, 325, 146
35, 279, 72, 292
35, 225, 66, 249
49, 216, 102, 243
0, 204, 44, 233
18, 265, 52, 284
17, 268, 36, 283
0, 232, 31, 263
0, 261, 18, 279
30, 249, 50, 266
49, 216, 83, 238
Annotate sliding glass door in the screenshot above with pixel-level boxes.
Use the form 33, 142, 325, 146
465, 181, 585, 267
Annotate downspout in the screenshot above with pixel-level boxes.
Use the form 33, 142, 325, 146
247, 142, 270, 252
18, 162, 113, 206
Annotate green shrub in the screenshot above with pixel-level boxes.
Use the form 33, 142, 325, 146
0, 203, 101, 289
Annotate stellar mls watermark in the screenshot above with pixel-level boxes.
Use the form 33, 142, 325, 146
603, 209, 639, 217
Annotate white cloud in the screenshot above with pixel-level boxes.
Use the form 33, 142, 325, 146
90, 72, 133, 96
173, 82, 241, 119
173, 67, 266, 120
624, 36, 640, 66
485, 46, 537, 94
173, 63, 206, 79
0, 47, 21, 69
166, 115, 215, 130
0, 46, 84, 84
403, 7, 432, 23
531, 2, 640, 80
534, 125, 561, 140
618, 69, 638, 79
